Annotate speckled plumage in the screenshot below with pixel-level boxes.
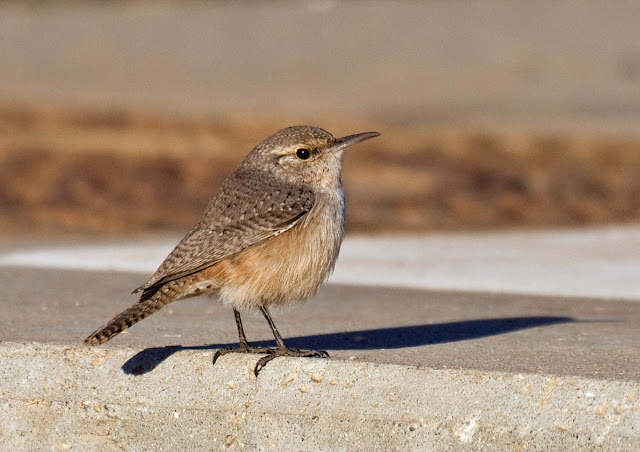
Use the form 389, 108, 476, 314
134, 173, 316, 302
84, 126, 380, 360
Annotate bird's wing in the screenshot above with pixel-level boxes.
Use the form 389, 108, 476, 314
135, 171, 315, 300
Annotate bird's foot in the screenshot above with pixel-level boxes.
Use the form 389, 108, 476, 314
212, 344, 274, 365
212, 345, 329, 376
254, 347, 329, 376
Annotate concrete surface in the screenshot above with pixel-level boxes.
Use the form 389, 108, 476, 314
1, 228, 640, 449
2, 343, 639, 451
2, 266, 640, 381
1, 1, 640, 127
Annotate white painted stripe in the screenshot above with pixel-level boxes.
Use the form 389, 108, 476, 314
0, 243, 174, 274
1, 226, 640, 300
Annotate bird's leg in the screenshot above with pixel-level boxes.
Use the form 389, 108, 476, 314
253, 306, 329, 376
212, 309, 276, 365
234, 308, 250, 349
260, 306, 287, 349
212, 307, 329, 375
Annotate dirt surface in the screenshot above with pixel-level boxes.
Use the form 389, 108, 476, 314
3, 3, 640, 234
2, 106, 640, 233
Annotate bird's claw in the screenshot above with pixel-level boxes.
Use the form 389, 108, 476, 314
212, 345, 329, 376
253, 347, 330, 376
212, 345, 273, 365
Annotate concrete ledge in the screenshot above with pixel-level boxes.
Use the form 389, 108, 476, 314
1, 342, 638, 451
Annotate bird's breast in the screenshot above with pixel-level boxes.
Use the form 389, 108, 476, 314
213, 190, 345, 309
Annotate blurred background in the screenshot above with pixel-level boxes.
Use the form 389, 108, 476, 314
1, 1, 640, 235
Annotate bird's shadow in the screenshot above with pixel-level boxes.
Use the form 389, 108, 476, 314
122, 316, 574, 375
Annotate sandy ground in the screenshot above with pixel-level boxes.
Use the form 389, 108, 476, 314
3, 106, 640, 234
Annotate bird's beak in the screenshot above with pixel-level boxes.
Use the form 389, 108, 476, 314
330, 131, 381, 153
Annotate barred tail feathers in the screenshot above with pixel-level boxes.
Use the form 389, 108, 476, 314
84, 281, 184, 345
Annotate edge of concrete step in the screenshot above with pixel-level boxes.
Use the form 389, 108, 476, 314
1, 341, 638, 450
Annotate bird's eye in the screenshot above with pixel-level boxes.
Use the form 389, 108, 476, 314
296, 148, 311, 160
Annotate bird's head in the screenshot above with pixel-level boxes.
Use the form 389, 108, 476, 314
244, 125, 380, 189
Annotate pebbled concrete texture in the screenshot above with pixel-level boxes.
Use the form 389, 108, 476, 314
1, 343, 639, 451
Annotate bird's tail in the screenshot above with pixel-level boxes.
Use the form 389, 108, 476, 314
84, 280, 185, 345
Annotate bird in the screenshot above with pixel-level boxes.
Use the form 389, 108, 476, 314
84, 125, 380, 375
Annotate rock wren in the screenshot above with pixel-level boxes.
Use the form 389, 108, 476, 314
84, 125, 380, 374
